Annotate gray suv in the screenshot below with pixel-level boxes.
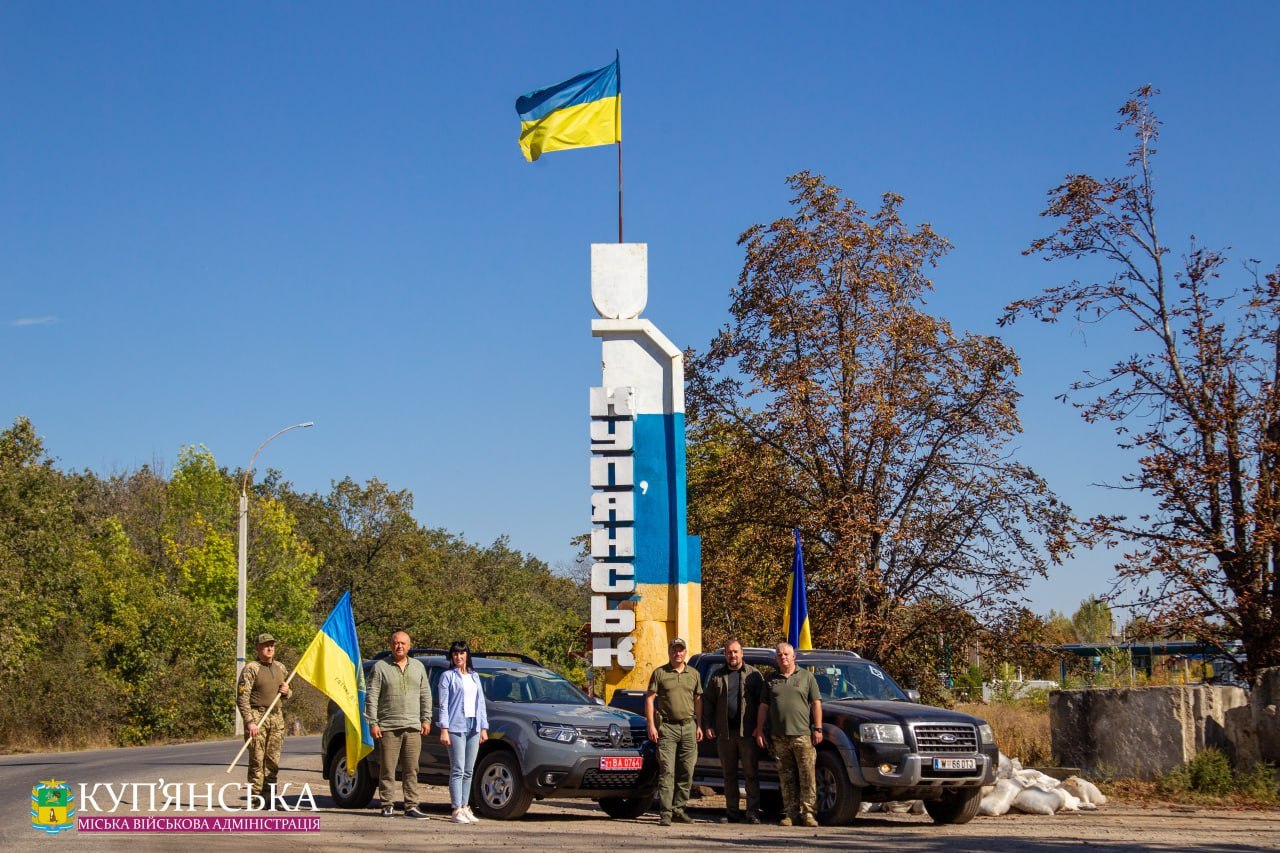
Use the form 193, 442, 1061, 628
321, 652, 658, 819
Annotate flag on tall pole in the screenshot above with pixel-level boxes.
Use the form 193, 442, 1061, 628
515, 57, 621, 162
293, 591, 374, 772
784, 528, 813, 650
515, 54, 625, 241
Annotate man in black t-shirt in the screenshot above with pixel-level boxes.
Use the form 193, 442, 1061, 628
702, 638, 765, 823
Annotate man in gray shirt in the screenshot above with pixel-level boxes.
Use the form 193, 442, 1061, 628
365, 630, 433, 819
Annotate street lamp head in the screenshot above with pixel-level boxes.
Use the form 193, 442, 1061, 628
241, 421, 316, 494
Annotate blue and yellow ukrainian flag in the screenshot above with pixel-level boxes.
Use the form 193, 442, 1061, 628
785, 528, 813, 650
294, 591, 374, 771
516, 57, 620, 162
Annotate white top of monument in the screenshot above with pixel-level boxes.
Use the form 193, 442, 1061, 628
591, 243, 647, 319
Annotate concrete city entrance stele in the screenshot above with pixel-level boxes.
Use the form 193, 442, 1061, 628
588, 243, 701, 699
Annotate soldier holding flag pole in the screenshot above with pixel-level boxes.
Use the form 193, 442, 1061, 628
228, 592, 374, 811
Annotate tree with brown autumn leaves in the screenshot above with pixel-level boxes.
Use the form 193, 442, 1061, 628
688, 172, 1072, 685
1002, 86, 1280, 678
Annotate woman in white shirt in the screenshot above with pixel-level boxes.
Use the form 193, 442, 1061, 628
437, 640, 489, 823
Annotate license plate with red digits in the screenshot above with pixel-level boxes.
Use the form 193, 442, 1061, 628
600, 756, 644, 771
932, 757, 977, 771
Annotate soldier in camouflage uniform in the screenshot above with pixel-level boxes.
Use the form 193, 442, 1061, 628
237, 633, 291, 805
755, 642, 822, 827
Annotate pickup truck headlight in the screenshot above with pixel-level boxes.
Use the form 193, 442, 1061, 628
859, 723, 905, 744
534, 723, 578, 744
978, 724, 996, 745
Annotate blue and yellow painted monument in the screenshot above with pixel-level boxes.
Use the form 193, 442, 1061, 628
588, 244, 700, 698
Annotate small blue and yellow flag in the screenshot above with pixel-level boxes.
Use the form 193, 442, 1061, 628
784, 529, 813, 650
294, 591, 374, 772
516, 57, 620, 162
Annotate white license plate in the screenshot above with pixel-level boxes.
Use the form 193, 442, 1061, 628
932, 757, 977, 771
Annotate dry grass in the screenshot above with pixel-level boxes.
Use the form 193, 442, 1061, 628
956, 701, 1052, 766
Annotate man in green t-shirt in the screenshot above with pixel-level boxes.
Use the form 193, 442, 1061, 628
754, 642, 823, 826
645, 637, 704, 826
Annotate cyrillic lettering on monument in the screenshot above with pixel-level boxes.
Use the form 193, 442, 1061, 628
590, 385, 636, 667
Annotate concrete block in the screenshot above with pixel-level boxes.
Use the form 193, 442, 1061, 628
1227, 666, 1280, 770
1050, 685, 1248, 780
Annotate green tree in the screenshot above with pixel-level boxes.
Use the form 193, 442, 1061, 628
1071, 596, 1114, 643
687, 173, 1073, 668
1003, 86, 1280, 675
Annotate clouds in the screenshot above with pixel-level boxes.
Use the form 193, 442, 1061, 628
9, 316, 59, 327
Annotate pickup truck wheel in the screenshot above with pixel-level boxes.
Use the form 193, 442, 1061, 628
815, 749, 860, 825
924, 786, 982, 825
597, 794, 652, 819
327, 747, 375, 809
473, 751, 534, 819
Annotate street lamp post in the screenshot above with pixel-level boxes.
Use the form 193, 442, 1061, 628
235, 421, 314, 736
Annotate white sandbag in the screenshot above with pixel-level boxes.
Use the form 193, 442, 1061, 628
1010, 757, 1024, 773
857, 801, 873, 815
997, 752, 1014, 779
1012, 785, 1058, 815
979, 778, 1020, 816
908, 800, 926, 815
882, 800, 912, 813
1050, 787, 1081, 812
1015, 769, 1060, 788
1062, 775, 1107, 805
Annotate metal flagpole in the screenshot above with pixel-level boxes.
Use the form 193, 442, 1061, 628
616, 50, 623, 243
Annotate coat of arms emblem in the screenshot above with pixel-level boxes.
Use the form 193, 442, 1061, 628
31, 778, 76, 834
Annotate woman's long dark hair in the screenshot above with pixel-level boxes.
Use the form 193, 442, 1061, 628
449, 640, 474, 673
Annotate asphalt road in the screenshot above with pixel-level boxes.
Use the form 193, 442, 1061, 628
3, 736, 1278, 851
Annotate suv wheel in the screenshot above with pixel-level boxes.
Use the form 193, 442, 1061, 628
923, 786, 982, 824
473, 750, 534, 819
327, 747, 375, 809
597, 794, 652, 819
815, 749, 860, 825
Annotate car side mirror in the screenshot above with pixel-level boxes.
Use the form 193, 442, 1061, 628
905, 689, 921, 703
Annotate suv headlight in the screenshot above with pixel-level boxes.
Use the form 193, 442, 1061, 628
978, 724, 996, 745
534, 723, 578, 744
859, 723, 905, 744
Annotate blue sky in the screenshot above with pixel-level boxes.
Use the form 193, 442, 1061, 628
4, 3, 1277, 617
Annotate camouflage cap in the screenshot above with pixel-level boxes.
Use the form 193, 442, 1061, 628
669, 637, 688, 649
255, 633, 277, 645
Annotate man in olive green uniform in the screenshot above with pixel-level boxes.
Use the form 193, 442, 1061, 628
754, 642, 822, 827
703, 638, 765, 823
237, 633, 292, 806
645, 637, 703, 826
365, 630, 433, 819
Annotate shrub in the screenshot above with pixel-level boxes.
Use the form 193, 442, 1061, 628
1158, 748, 1234, 797
1234, 762, 1279, 804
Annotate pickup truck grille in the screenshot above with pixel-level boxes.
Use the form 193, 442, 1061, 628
911, 723, 978, 753
576, 726, 643, 749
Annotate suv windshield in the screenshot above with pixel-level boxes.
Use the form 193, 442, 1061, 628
479, 665, 591, 705
801, 661, 908, 702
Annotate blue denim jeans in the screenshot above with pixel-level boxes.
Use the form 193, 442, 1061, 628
446, 717, 480, 808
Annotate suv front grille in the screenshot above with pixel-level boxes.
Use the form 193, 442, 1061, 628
581, 768, 642, 789
576, 726, 643, 749
912, 723, 978, 753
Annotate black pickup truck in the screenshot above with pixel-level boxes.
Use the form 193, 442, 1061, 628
610, 647, 997, 825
